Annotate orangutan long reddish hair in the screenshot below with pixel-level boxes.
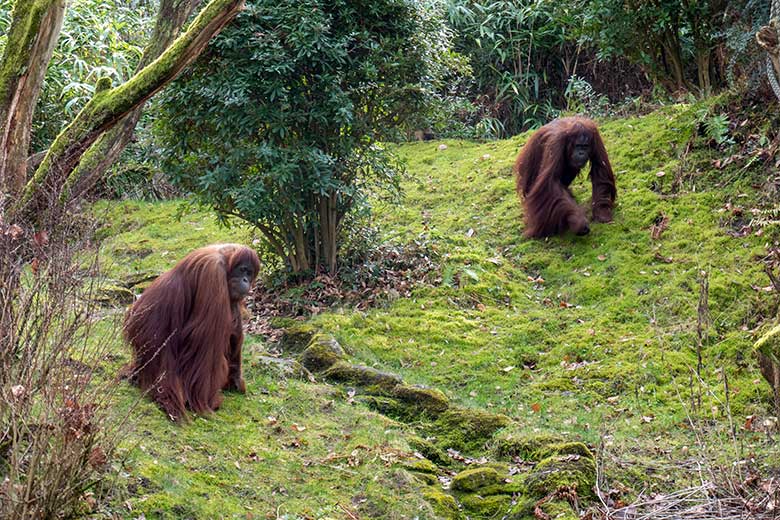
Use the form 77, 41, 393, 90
123, 243, 260, 422
514, 117, 616, 238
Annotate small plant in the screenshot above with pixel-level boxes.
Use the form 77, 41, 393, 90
703, 113, 734, 146
564, 75, 611, 116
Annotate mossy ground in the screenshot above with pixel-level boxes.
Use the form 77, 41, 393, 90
94, 103, 780, 518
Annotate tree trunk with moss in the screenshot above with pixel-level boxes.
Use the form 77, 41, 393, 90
0, 0, 65, 198
64, 0, 203, 201
4, 0, 244, 218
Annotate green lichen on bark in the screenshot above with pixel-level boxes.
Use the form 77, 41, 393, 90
16, 0, 244, 212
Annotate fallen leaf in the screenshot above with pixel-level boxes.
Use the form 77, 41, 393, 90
33, 230, 48, 247
531, 403, 541, 413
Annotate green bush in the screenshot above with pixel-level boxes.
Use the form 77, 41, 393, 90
156, 0, 445, 275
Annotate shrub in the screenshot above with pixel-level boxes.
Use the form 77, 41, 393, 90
0, 217, 133, 518
156, 0, 447, 275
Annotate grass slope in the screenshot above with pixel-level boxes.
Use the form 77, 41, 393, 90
97, 104, 779, 518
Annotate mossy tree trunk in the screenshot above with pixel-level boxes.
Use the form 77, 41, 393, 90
0, 0, 66, 198
63, 0, 203, 202
4, 0, 245, 218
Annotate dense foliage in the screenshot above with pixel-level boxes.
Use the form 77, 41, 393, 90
444, 0, 571, 135
575, 0, 770, 94
156, 0, 446, 274
0, 0, 157, 152
436, 0, 771, 136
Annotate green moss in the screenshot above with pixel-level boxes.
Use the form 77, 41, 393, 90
278, 323, 319, 353
534, 501, 579, 520
407, 435, 450, 466
390, 384, 450, 414
524, 454, 597, 499
492, 433, 567, 460
421, 487, 460, 518
94, 284, 135, 306
322, 361, 404, 394
506, 497, 536, 519
430, 407, 512, 453
397, 457, 439, 474
458, 493, 513, 516
357, 395, 412, 419
494, 437, 593, 462
411, 471, 439, 486
755, 322, 780, 364
300, 334, 344, 372
451, 467, 503, 492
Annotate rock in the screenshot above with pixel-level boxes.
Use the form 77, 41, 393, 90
407, 435, 449, 466
300, 335, 344, 372
421, 487, 459, 518
390, 384, 449, 414
430, 407, 512, 453
458, 493, 513, 515
322, 361, 403, 394
94, 285, 135, 306
493, 434, 592, 462
277, 323, 318, 353
254, 355, 311, 380
120, 270, 158, 289
397, 457, 438, 475
451, 467, 502, 492
524, 454, 597, 499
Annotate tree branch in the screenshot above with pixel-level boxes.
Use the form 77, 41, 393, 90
63, 0, 203, 202
13, 0, 245, 216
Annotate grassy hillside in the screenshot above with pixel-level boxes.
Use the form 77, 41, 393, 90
95, 103, 779, 518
